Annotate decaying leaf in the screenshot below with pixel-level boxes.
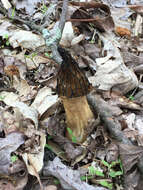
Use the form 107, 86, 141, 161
119, 143, 143, 173
108, 95, 142, 110
0, 109, 20, 134
0, 132, 25, 174
8, 101, 38, 129
70, 1, 115, 32
14, 0, 41, 15
0, 19, 45, 50
22, 132, 46, 176
47, 140, 68, 161
31, 87, 58, 117
7, 159, 28, 190
119, 143, 143, 189
89, 32, 138, 94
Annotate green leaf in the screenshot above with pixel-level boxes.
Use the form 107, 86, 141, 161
0, 95, 5, 100
71, 136, 77, 143
110, 161, 118, 167
80, 176, 86, 181
3, 34, 9, 39
99, 180, 113, 190
54, 179, 60, 185
114, 171, 123, 176
24, 54, 30, 59
101, 160, 110, 168
129, 95, 134, 101
31, 52, 37, 58
11, 155, 18, 163
11, 7, 15, 18
67, 127, 73, 135
88, 166, 104, 176
45, 52, 52, 58
80, 175, 94, 181
95, 170, 104, 177
109, 169, 123, 178
45, 143, 52, 150
109, 170, 116, 178
6, 41, 10, 46
119, 159, 124, 173
88, 166, 96, 175
67, 127, 77, 143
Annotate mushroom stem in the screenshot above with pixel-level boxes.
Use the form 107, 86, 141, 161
61, 96, 94, 143
57, 47, 95, 143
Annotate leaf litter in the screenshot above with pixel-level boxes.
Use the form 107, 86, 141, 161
0, 0, 143, 189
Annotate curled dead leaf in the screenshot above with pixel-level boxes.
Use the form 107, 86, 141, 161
69, 1, 114, 32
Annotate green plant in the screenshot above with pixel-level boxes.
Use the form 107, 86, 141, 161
45, 52, 52, 58
45, 143, 52, 150
0, 95, 5, 101
129, 95, 135, 101
11, 155, 18, 163
24, 52, 38, 67
42, 5, 48, 14
101, 159, 123, 178
11, 7, 15, 19
80, 175, 94, 181
41, 0, 48, 14
67, 127, 77, 143
3, 34, 10, 46
98, 180, 113, 190
54, 179, 60, 185
88, 166, 104, 177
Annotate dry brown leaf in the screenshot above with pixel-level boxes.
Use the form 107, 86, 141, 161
69, 2, 114, 32
22, 133, 46, 176
31, 87, 58, 117
115, 26, 131, 37
90, 32, 138, 94
0, 132, 25, 174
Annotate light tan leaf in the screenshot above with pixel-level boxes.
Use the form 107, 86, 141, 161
22, 133, 46, 175
31, 87, 58, 117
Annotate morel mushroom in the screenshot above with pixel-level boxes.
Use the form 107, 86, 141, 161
57, 47, 95, 143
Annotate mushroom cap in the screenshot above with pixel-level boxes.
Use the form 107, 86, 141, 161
57, 47, 92, 98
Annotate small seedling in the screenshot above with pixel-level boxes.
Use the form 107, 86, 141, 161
0, 95, 5, 101
41, 4, 48, 14
67, 127, 77, 143
101, 159, 123, 178
98, 180, 113, 190
54, 179, 60, 185
88, 166, 104, 177
3, 34, 10, 46
129, 95, 135, 101
11, 7, 15, 19
11, 155, 18, 163
45, 52, 52, 58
